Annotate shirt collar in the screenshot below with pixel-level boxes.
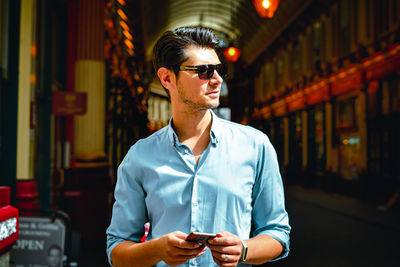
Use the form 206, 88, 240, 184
167, 117, 178, 146
167, 109, 221, 146
209, 110, 220, 145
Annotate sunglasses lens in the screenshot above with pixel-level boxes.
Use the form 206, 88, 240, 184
216, 64, 227, 78
196, 64, 226, 80
207, 65, 215, 79
197, 65, 209, 79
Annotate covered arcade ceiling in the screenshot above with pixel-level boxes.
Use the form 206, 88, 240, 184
137, 0, 314, 65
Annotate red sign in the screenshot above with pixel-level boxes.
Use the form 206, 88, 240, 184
52, 92, 87, 115
306, 83, 331, 105
272, 99, 287, 117
365, 53, 400, 81
331, 69, 363, 96
260, 106, 272, 119
286, 92, 306, 112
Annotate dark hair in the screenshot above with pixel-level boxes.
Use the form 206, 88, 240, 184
153, 27, 220, 97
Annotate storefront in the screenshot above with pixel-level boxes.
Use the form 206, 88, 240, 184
307, 104, 326, 187
330, 67, 366, 196
271, 117, 285, 168
287, 111, 303, 184
1, 0, 20, 205
366, 76, 400, 201
333, 96, 361, 181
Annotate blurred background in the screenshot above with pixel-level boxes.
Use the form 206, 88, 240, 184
1, 0, 399, 266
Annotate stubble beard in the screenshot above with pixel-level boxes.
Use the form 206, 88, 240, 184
177, 83, 220, 112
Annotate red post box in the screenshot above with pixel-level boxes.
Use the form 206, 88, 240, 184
0, 187, 19, 266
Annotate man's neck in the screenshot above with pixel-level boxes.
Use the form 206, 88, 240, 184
172, 108, 212, 142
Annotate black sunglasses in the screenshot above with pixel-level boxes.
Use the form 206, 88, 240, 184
179, 64, 227, 80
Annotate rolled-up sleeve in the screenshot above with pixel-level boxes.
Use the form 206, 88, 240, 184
251, 134, 291, 261
106, 147, 148, 266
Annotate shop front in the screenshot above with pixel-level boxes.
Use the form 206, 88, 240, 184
307, 104, 326, 188
366, 76, 400, 202
329, 66, 367, 197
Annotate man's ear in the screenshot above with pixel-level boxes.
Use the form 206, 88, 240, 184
157, 67, 176, 91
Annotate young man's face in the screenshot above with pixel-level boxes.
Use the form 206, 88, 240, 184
173, 45, 223, 111
48, 248, 61, 266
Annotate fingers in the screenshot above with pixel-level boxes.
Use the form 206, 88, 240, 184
167, 231, 203, 249
211, 252, 239, 267
207, 232, 241, 252
207, 232, 242, 266
160, 231, 208, 266
166, 247, 207, 266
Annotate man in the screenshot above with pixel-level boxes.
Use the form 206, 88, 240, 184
106, 27, 290, 267
47, 244, 62, 267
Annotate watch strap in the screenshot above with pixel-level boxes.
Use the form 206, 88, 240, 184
239, 239, 248, 263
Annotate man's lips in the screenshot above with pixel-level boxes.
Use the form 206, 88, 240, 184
206, 90, 219, 95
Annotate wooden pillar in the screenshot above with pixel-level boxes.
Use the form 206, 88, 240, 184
325, 102, 333, 170
73, 0, 106, 164
357, 92, 367, 170
302, 110, 308, 168
284, 117, 289, 166
16, 0, 35, 181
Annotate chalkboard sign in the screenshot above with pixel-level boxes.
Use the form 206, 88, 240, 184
10, 216, 66, 267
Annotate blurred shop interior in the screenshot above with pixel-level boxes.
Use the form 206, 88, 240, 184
1, 0, 399, 265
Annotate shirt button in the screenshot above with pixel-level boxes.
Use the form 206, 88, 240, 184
185, 149, 189, 154
193, 202, 198, 207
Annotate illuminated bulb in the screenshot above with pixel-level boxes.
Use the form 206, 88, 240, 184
228, 47, 236, 56
262, 0, 270, 9
117, 9, 128, 21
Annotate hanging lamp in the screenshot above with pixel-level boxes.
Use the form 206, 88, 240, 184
223, 45, 241, 63
252, 0, 280, 18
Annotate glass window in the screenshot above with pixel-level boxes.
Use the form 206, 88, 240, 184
391, 77, 400, 112
0, 0, 9, 77
314, 109, 325, 173
312, 22, 322, 61
366, 0, 371, 40
339, 0, 351, 57
376, 0, 389, 36
275, 55, 284, 90
273, 118, 285, 166
291, 42, 301, 83
339, 134, 361, 180
381, 80, 390, 115
391, 0, 398, 25
331, 7, 338, 58
336, 97, 357, 130
289, 112, 302, 171
264, 63, 273, 97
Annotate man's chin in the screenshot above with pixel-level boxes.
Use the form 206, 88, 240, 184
208, 99, 220, 109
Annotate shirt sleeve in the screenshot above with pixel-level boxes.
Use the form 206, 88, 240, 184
251, 134, 291, 261
106, 147, 149, 266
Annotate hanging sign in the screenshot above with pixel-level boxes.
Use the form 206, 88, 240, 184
52, 92, 87, 116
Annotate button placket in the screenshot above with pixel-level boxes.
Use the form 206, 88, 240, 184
190, 173, 199, 233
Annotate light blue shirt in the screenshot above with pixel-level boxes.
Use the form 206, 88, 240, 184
106, 111, 290, 266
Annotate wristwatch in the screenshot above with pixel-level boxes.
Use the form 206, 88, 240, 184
239, 239, 248, 263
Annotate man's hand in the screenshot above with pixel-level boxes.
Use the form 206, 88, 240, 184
206, 231, 243, 267
157, 231, 207, 266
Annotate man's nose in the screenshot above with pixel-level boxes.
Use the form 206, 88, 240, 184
210, 70, 223, 83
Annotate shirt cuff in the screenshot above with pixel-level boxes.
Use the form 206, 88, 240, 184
255, 230, 290, 261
